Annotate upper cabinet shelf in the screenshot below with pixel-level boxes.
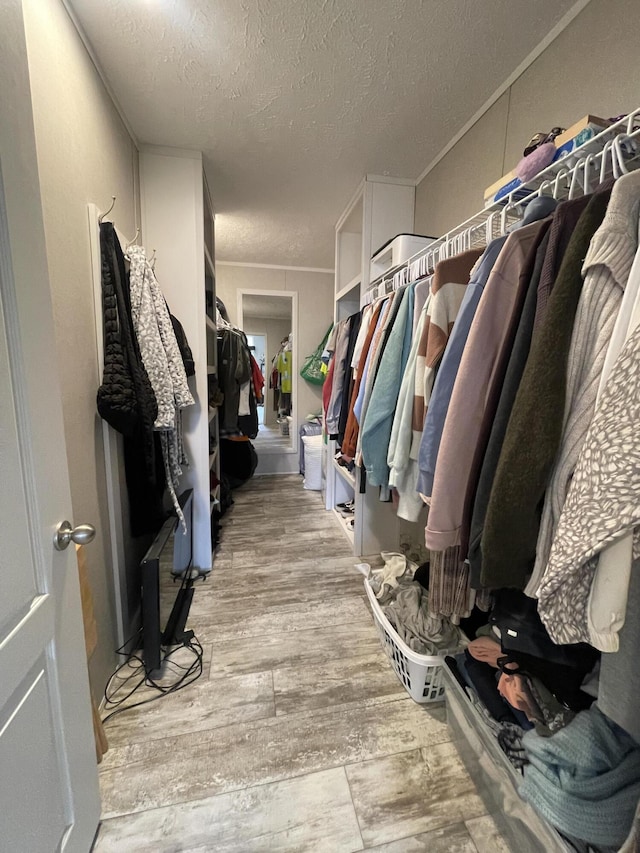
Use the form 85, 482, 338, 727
333, 175, 415, 321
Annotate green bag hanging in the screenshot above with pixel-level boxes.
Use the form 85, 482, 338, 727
300, 324, 333, 386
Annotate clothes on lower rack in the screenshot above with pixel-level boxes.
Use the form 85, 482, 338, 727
520, 704, 640, 848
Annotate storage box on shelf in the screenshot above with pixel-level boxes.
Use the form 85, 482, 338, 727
370, 234, 436, 282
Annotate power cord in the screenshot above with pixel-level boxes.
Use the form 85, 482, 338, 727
101, 630, 204, 725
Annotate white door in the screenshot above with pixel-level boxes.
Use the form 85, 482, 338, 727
0, 2, 101, 851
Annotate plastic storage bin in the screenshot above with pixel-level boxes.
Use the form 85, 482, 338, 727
364, 578, 459, 703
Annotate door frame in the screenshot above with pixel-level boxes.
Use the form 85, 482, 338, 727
237, 288, 298, 456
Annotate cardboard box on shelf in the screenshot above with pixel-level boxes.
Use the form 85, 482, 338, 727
553, 114, 610, 160
483, 114, 612, 207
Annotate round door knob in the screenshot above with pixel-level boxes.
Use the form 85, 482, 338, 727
54, 521, 96, 551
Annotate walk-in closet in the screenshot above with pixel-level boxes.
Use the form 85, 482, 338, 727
3, 1, 640, 851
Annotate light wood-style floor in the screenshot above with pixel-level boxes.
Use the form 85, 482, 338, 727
93, 475, 508, 852
253, 423, 292, 451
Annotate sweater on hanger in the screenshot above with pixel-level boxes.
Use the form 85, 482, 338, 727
467, 229, 551, 587
361, 284, 414, 487
529, 171, 640, 602
480, 185, 612, 590
425, 218, 549, 553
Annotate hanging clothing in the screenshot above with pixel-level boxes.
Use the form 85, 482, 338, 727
126, 245, 194, 429
355, 291, 402, 461
529, 171, 640, 599
533, 194, 593, 331
480, 185, 613, 590
325, 320, 350, 435
350, 303, 373, 379
340, 300, 384, 459
413, 276, 431, 335
467, 228, 551, 586
459, 216, 554, 558
218, 328, 257, 438
387, 294, 431, 521
250, 354, 265, 404
96, 222, 158, 462
425, 218, 548, 554
536, 318, 640, 648
97, 222, 165, 536
417, 196, 556, 499
417, 238, 507, 499
361, 284, 414, 487
391, 251, 480, 522
337, 312, 362, 445
126, 244, 195, 527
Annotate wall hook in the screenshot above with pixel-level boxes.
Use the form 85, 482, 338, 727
126, 228, 140, 250
98, 196, 116, 224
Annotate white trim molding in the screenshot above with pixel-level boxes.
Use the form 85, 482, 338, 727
218, 261, 333, 274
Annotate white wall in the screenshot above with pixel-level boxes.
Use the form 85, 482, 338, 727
22, 0, 141, 692
217, 265, 333, 473
415, 0, 640, 237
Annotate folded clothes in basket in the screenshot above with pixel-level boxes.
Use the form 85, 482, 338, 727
383, 580, 462, 656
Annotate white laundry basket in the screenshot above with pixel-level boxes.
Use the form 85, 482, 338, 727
301, 434, 323, 490
365, 578, 459, 704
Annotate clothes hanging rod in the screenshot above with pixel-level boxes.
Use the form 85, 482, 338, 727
364, 108, 640, 303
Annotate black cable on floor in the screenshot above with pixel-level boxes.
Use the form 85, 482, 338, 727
101, 631, 204, 725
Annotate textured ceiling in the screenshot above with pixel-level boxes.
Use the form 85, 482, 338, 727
69, 0, 579, 267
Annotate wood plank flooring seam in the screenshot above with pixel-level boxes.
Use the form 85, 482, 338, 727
342, 763, 367, 851
99, 740, 457, 822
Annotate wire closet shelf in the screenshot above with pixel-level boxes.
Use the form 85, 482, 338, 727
363, 109, 640, 304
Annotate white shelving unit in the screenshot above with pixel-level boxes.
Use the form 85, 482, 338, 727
139, 146, 219, 571
325, 174, 416, 557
